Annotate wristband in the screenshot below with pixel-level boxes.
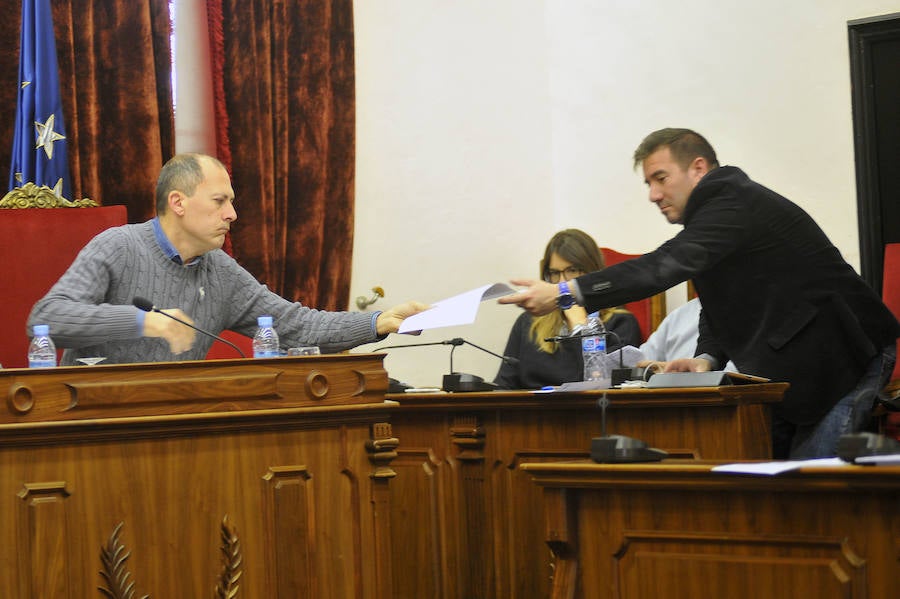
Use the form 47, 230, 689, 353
556, 281, 575, 310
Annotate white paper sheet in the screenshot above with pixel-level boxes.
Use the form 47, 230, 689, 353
854, 453, 900, 465
710, 457, 845, 475
607, 345, 646, 369
398, 283, 517, 333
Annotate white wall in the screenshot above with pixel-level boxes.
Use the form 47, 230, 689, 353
172, 0, 216, 154
352, 0, 900, 388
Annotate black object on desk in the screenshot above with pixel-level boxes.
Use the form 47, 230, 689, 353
590, 394, 668, 463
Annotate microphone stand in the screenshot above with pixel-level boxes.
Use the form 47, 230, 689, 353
133, 297, 246, 358
545, 325, 666, 463
443, 338, 520, 392
544, 329, 625, 370
545, 329, 658, 385
374, 337, 517, 392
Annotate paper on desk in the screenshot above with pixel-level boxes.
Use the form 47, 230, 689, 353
608, 345, 645, 368
711, 457, 845, 475
855, 453, 900, 465
398, 283, 518, 333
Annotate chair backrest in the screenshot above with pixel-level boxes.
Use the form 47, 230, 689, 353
882, 243, 900, 381
205, 329, 254, 360
599, 247, 667, 342
0, 206, 128, 368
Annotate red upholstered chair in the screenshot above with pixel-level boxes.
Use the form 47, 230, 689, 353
879, 243, 900, 439
0, 206, 128, 368
205, 329, 253, 360
599, 247, 667, 342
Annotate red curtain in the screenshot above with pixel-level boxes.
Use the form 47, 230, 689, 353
0, 1, 175, 222
216, 0, 356, 311
1, 1, 354, 311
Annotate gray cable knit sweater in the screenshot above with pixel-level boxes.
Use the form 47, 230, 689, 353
28, 221, 379, 365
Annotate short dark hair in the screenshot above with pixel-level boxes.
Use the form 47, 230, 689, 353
155, 153, 225, 214
633, 128, 719, 171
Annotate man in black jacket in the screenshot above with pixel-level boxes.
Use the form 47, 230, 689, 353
501, 128, 900, 458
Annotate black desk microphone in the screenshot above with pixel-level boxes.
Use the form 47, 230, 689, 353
133, 296, 246, 358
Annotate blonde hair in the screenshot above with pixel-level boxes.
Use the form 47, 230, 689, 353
529, 229, 629, 353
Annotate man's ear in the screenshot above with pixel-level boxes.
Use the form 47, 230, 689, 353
688, 156, 710, 182
168, 190, 185, 216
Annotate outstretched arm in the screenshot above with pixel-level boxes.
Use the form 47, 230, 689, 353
497, 279, 559, 316
375, 301, 430, 335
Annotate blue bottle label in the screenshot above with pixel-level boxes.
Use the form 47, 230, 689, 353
28, 359, 56, 368
582, 336, 605, 352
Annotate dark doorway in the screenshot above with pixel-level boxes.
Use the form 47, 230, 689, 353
849, 12, 900, 294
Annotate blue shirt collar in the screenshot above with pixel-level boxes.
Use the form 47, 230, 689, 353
152, 217, 200, 266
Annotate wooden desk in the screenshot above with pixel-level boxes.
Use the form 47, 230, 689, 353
0, 355, 396, 598
386, 383, 786, 599
523, 460, 900, 599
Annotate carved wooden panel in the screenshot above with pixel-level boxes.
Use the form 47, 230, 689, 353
366, 422, 398, 598
0, 358, 395, 598
262, 466, 315, 597
16, 482, 73, 599
615, 531, 866, 599
387, 414, 460, 599
387, 385, 784, 599
523, 461, 900, 599
0, 354, 390, 426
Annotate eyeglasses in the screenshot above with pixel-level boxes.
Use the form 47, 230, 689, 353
544, 266, 583, 283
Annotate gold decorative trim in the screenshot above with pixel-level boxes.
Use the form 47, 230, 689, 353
215, 515, 243, 598
0, 182, 98, 208
98, 522, 149, 599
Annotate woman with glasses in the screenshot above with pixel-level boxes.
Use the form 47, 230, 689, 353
493, 229, 641, 389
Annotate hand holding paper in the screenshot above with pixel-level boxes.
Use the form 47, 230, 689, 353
398, 283, 517, 334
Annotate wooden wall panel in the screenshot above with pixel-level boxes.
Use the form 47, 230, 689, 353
524, 462, 900, 599
0, 356, 395, 598
387, 384, 784, 599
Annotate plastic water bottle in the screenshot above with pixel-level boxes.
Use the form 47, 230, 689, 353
581, 314, 608, 382
252, 315, 280, 358
28, 324, 57, 368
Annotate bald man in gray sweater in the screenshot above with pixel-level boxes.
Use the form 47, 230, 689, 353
28, 153, 425, 365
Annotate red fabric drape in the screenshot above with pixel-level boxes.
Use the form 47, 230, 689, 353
0, 1, 175, 221
205, 0, 232, 175
218, 0, 356, 311
205, 0, 233, 255
1, 0, 352, 310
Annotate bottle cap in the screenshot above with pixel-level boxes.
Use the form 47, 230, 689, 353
33, 324, 50, 336
257, 315, 274, 327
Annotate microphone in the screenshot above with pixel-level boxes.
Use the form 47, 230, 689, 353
133, 296, 247, 358
374, 338, 467, 351
590, 394, 667, 463
374, 337, 518, 392
451, 338, 519, 368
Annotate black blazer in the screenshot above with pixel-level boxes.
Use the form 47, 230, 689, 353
574, 166, 900, 424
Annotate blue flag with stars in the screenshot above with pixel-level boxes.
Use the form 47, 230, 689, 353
8, 0, 72, 200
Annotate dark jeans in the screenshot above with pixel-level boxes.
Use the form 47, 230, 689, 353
771, 343, 897, 459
